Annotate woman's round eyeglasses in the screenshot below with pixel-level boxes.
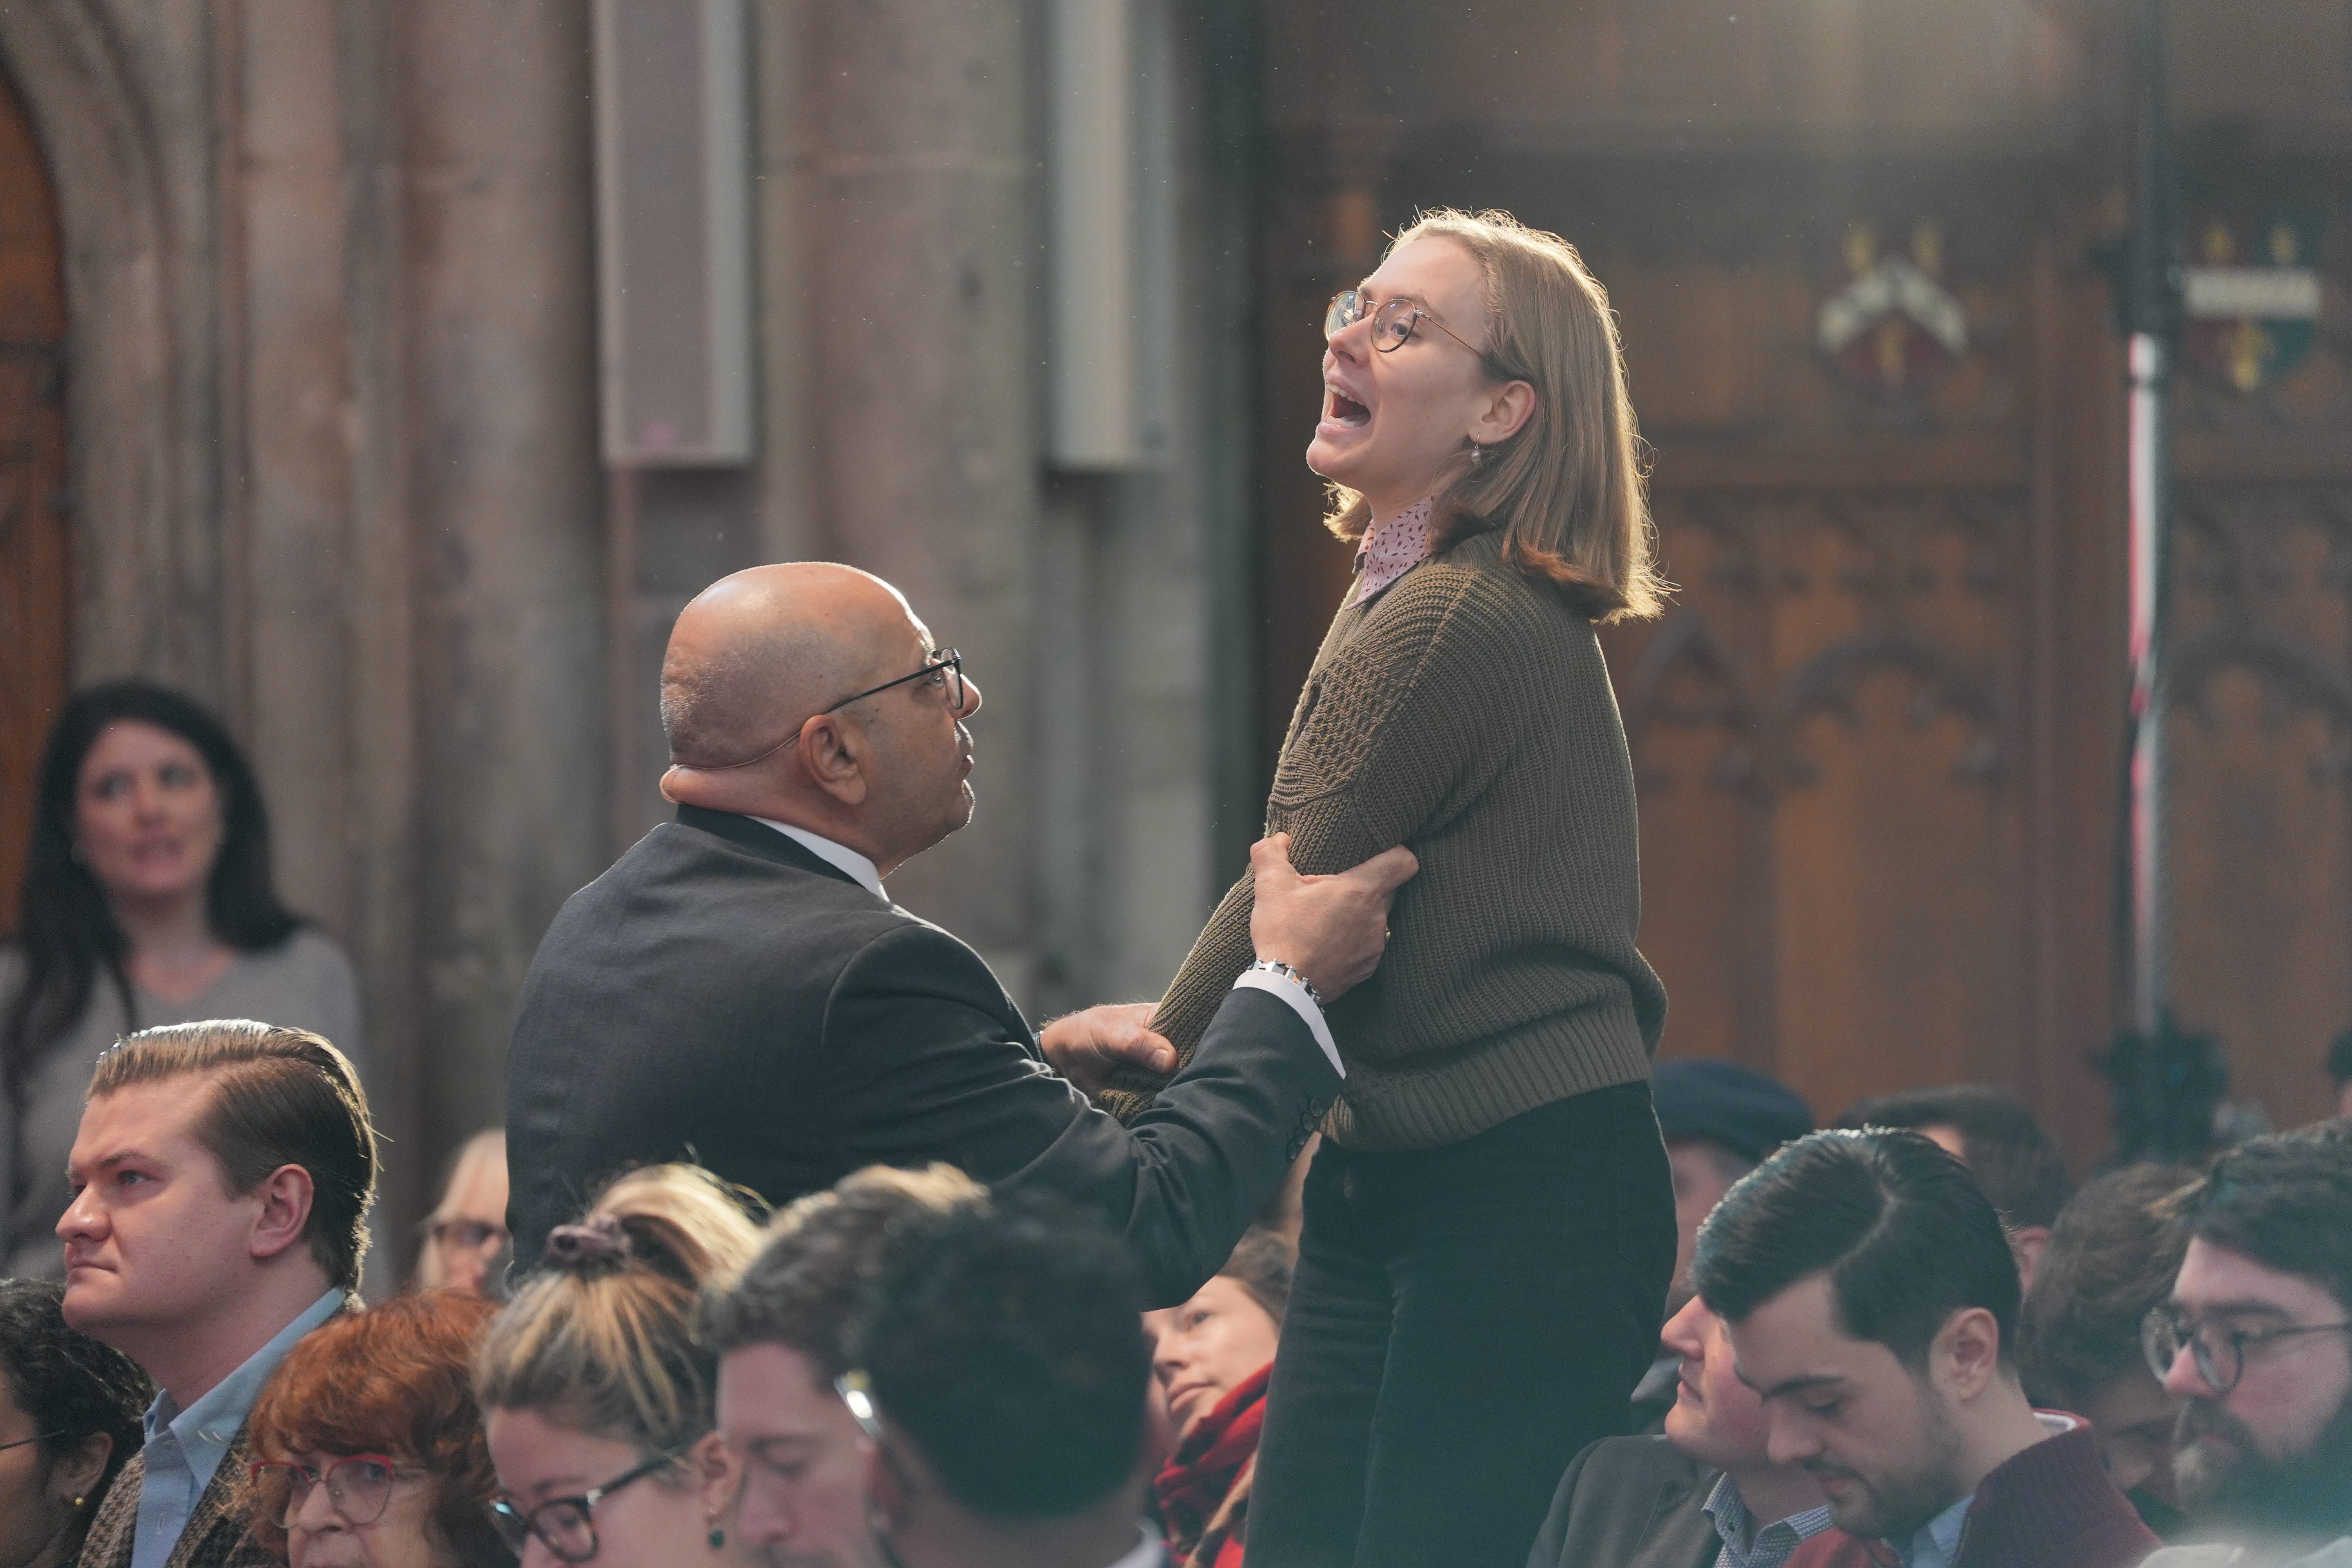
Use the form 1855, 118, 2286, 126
1324, 289, 1519, 380
485, 1447, 681, 1563
2140, 1304, 2352, 1395
250, 1455, 411, 1529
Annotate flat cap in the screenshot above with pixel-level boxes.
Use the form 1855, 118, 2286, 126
1652, 1058, 1813, 1165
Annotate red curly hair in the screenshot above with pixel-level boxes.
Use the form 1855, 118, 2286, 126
246, 1292, 510, 1564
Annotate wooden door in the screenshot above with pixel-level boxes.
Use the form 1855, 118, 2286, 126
0, 60, 68, 937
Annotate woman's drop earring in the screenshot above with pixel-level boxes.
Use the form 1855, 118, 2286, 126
706, 1514, 726, 1549
1468, 441, 1485, 468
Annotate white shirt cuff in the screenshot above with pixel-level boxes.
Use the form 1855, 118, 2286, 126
1231, 969, 1345, 1079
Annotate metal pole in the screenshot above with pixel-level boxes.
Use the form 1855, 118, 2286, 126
2123, 0, 2180, 1038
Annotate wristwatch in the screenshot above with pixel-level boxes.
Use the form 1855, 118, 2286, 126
1245, 958, 1323, 1009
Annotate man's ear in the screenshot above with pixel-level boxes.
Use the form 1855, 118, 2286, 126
248, 1163, 317, 1264
864, 1434, 911, 1534
51, 1430, 111, 1506
797, 714, 871, 807
1934, 1306, 2004, 1401
2011, 1226, 2051, 1293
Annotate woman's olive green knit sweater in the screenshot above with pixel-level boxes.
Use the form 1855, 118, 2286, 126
1100, 529, 1667, 1151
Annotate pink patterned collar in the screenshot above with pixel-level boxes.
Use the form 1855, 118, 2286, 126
1345, 495, 1434, 608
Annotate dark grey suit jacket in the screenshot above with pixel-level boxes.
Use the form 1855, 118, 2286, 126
505, 807, 1339, 1305
1526, 1435, 1722, 1568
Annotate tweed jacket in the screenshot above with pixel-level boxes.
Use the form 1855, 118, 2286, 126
76, 1427, 273, 1568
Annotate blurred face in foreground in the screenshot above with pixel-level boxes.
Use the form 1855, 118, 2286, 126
263, 1449, 454, 1568
1730, 1276, 1967, 1541
485, 1409, 727, 1568
719, 1343, 882, 1568
2160, 1238, 2352, 1531
1662, 1295, 1773, 1470
1148, 1278, 1281, 1441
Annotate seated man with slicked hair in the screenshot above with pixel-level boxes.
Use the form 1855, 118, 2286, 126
505, 563, 1416, 1305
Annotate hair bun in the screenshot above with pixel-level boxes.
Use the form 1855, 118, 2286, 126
544, 1216, 630, 1269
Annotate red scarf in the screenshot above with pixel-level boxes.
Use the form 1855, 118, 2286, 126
1155, 1363, 1272, 1560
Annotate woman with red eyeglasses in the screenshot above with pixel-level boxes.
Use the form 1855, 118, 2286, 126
246, 1292, 512, 1568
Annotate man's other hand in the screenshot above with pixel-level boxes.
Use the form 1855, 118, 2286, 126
1250, 833, 1418, 1004
1040, 1003, 1176, 1094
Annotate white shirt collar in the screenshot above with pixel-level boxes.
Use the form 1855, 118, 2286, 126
750, 817, 886, 902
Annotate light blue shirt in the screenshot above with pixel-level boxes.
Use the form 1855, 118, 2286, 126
131, 1288, 345, 1568
1702, 1471, 1835, 1568
1897, 1491, 1975, 1568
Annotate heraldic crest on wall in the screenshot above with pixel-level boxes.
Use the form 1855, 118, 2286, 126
2183, 213, 2323, 395
1816, 220, 1969, 396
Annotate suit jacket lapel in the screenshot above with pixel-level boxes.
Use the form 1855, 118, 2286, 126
168, 1425, 266, 1568
77, 1449, 141, 1568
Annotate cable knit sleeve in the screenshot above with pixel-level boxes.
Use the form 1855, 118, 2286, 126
1097, 561, 1530, 1119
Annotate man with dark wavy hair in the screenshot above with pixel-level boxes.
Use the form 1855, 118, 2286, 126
1693, 1128, 2153, 1568
2143, 1124, 2352, 1568
849, 1191, 1169, 1568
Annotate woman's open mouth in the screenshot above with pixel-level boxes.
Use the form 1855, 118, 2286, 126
1323, 386, 1371, 428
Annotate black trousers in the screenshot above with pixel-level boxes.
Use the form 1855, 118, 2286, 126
1247, 1082, 1675, 1568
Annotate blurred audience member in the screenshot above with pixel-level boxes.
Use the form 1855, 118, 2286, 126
851, 1191, 1167, 1568
1633, 1060, 1814, 1428
1528, 1293, 1829, 1568
476, 1165, 761, 1568
246, 1292, 512, 1568
2326, 1031, 2352, 1123
62, 1020, 375, 1568
1696, 1129, 2155, 1568
414, 1131, 508, 1296
2141, 1125, 2352, 1567
2, 682, 364, 1279
701, 1162, 984, 1568
1836, 1085, 2072, 1287
0, 1278, 149, 1568
1149, 1227, 1294, 1568
2017, 1163, 2196, 1537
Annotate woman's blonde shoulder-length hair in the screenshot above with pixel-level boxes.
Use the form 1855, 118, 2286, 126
1325, 208, 1665, 624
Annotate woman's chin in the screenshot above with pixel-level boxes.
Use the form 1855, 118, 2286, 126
1305, 431, 1365, 484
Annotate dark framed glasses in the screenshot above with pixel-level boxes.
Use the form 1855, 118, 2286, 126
693, 648, 969, 773
2141, 1303, 2352, 1395
249, 1454, 408, 1529
1324, 289, 1519, 379
823, 648, 965, 716
0, 1431, 61, 1456
485, 1448, 681, 1563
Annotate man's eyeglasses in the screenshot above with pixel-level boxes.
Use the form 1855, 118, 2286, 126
835, 1370, 885, 1442
250, 1455, 410, 1529
1324, 289, 1519, 380
0, 1431, 61, 1456
693, 648, 967, 773
823, 648, 965, 717
485, 1448, 681, 1563
2141, 1304, 2352, 1396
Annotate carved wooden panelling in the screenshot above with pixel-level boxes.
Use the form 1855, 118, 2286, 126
1606, 487, 2025, 1117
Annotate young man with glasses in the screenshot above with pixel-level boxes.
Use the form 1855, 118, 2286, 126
2142, 1124, 2352, 1568
505, 562, 1416, 1307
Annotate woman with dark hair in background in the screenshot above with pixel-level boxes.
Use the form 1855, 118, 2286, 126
0, 1278, 151, 1568
0, 682, 363, 1277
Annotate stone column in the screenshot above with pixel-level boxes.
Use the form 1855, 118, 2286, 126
400, 0, 607, 1174
812, 2, 1040, 987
